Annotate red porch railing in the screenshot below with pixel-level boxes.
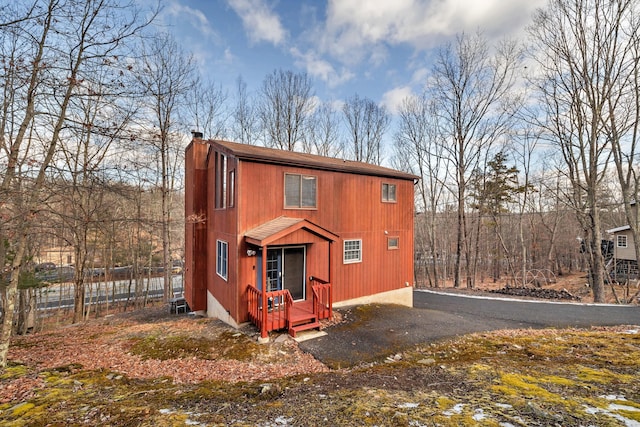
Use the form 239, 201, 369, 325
310, 276, 332, 320
247, 285, 291, 336
247, 279, 332, 338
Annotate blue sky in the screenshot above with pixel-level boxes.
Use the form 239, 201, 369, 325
155, 0, 546, 113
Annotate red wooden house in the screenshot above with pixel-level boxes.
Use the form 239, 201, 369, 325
184, 134, 417, 339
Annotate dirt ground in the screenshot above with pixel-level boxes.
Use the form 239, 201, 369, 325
2, 301, 639, 426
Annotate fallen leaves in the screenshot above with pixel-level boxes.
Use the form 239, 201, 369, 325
4, 306, 327, 403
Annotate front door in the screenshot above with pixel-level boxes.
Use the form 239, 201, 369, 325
265, 246, 306, 300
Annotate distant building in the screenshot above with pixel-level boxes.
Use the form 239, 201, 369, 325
606, 225, 638, 281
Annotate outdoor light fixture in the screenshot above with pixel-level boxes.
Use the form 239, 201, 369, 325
246, 249, 257, 257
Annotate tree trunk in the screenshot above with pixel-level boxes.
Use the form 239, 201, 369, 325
0, 231, 27, 367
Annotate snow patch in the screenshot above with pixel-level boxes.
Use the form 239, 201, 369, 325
583, 404, 640, 427
398, 402, 420, 408
443, 403, 465, 416
472, 408, 486, 421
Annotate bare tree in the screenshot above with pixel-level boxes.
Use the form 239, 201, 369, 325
303, 101, 343, 156
342, 94, 390, 165
509, 126, 539, 285
393, 94, 449, 287
135, 33, 195, 302
0, 0, 155, 368
231, 76, 259, 145
259, 69, 315, 151
429, 32, 521, 288
597, 1, 640, 291
187, 77, 228, 140
528, 0, 639, 301
48, 69, 138, 322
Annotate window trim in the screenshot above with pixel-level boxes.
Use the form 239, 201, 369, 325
343, 239, 362, 264
382, 182, 397, 203
387, 236, 399, 250
617, 235, 628, 248
216, 239, 228, 281
284, 173, 317, 209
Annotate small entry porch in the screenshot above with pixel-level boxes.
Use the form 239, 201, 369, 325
247, 276, 332, 338
244, 216, 338, 339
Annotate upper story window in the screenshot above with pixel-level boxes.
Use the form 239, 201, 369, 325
617, 235, 628, 248
228, 170, 235, 208
382, 183, 396, 202
215, 153, 227, 209
285, 173, 317, 208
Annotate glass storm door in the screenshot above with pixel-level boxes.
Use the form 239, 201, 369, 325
261, 247, 305, 300
266, 249, 281, 292
283, 247, 305, 300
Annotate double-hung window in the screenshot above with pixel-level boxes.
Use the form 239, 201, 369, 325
216, 240, 228, 280
285, 173, 317, 208
382, 183, 396, 202
343, 239, 362, 264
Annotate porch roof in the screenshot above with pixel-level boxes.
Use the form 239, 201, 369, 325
245, 216, 338, 246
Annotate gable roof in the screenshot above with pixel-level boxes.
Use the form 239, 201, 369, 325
206, 139, 419, 181
245, 216, 338, 247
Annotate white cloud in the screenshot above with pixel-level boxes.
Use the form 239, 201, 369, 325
227, 0, 287, 46
290, 47, 354, 88
164, 1, 217, 39
321, 0, 546, 64
381, 86, 414, 115
223, 47, 235, 64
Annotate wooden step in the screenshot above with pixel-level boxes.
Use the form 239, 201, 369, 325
289, 311, 317, 325
289, 320, 321, 338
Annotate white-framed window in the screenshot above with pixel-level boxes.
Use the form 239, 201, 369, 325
617, 235, 628, 248
285, 173, 317, 208
382, 183, 396, 202
387, 237, 399, 250
216, 240, 228, 280
343, 239, 362, 264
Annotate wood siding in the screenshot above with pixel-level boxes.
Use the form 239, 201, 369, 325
613, 229, 636, 261
188, 140, 415, 324
184, 142, 209, 311
236, 161, 414, 314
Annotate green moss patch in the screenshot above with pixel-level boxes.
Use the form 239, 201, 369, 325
214, 330, 265, 361
129, 334, 214, 360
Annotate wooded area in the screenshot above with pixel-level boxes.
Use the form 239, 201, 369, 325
2, 0, 640, 368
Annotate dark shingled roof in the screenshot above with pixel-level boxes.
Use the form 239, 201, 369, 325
205, 139, 419, 181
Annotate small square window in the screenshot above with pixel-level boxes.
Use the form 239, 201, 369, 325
388, 237, 399, 249
382, 183, 396, 202
343, 239, 362, 264
617, 235, 628, 248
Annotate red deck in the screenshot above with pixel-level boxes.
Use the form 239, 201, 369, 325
247, 280, 332, 338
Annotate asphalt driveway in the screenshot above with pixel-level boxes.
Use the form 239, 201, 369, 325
297, 289, 639, 368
